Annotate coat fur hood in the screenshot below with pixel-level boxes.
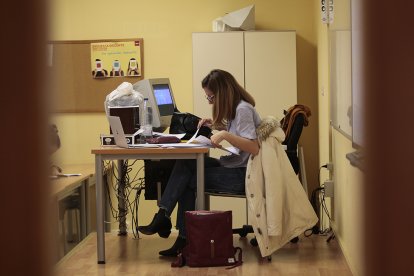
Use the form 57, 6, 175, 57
256, 116, 285, 143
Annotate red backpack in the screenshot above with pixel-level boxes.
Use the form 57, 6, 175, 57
172, 210, 242, 269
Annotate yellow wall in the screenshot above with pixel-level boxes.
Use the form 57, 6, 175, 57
331, 130, 364, 276
50, 0, 319, 228
316, 0, 364, 275
50, 0, 319, 189
50, 0, 363, 274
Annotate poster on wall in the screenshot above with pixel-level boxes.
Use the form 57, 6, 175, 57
90, 39, 143, 78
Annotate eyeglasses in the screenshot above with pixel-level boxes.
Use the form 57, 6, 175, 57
205, 94, 215, 101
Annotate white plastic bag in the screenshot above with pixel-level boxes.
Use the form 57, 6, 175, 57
104, 82, 144, 115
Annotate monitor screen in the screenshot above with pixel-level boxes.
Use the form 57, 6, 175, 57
132, 78, 176, 130
153, 84, 175, 116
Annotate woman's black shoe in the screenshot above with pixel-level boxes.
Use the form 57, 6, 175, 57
137, 209, 172, 238
159, 236, 186, 257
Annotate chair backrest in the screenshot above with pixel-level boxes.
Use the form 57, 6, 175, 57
282, 113, 306, 174
283, 113, 305, 150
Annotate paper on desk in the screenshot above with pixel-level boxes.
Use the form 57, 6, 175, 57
56, 173, 82, 177
130, 144, 163, 148
131, 129, 185, 140
186, 128, 200, 143
224, 146, 241, 155
190, 135, 213, 145
159, 143, 206, 148
188, 134, 240, 155
153, 132, 186, 139
132, 128, 144, 136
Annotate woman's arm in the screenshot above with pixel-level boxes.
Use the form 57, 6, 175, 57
210, 130, 259, 155
198, 118, 227, 131
198, 118, 212, 129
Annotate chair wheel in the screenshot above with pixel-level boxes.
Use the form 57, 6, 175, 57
250, 237, 258, 247
267, 255, 272, 262
290, 236, 299, 243
239, 225, 252, 237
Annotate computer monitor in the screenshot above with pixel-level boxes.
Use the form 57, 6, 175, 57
133, 78, 176, 132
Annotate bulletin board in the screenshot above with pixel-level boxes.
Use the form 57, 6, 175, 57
48, 39, 144, 113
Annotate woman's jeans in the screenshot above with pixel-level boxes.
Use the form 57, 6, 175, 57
159, 157, 246, 238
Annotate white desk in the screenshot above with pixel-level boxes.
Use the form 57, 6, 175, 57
91, 146, 209, 264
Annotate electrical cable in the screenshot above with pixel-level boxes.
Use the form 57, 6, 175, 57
103, 159, 146, 236
305, 164, 330, 237
318, 164, 333, 235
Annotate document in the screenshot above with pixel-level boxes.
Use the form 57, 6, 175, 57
50, 173, 82, 179
186, 130, 240, 155
158, 143, 206, 148
145, 129, 239, 155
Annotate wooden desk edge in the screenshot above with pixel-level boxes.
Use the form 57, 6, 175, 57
51, 163, 105, 198
91, 146, 209, 155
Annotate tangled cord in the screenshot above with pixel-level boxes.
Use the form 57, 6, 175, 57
104, 160, 145, 239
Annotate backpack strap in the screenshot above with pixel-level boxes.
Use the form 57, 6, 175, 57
226, 247, 243, 269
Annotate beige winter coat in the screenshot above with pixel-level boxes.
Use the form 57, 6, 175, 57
245, 116, 318, 257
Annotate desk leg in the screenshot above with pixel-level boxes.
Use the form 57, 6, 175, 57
117, 160, 127, 235
95, 155, 106, 264
85, 178, 91, 235
80, 181, 87, 239
196, 153, 205, 210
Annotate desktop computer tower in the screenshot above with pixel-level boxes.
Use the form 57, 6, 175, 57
109, 106, 140, 134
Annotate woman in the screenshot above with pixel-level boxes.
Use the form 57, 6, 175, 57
138, 69, 261, 256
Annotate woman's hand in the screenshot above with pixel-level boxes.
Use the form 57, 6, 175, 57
211, 131, 260, 155
210, 130, 227, 148
198, 118, 213, 129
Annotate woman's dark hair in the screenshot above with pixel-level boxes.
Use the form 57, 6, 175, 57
202, 69, 255, 128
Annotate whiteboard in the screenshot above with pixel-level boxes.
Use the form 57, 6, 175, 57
330, 30, 352, 138
351, 0, 364, 147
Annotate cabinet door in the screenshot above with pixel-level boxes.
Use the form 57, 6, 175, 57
192, 32, 244, 118
245, 31, 297, 119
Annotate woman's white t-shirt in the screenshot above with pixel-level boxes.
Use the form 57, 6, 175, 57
219, 100, 261, 168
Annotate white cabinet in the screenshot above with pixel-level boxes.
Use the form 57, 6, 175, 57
192, 31, 297, 120
192, 31, 298, 223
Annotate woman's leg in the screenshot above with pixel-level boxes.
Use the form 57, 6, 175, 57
203, 166, 246, 194
138, 159, 196, 238
157, 157, 220, 256
158, 159, 195, 216
174, 165, 246, 238
176, 188, 195, 238
161, 158, 220, 235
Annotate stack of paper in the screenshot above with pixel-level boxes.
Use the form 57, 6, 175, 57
186, 129, 240, 155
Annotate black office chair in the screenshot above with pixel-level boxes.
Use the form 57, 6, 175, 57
205, 110, 308, 246
282, 112, 305, 175
204, 190, 252, 237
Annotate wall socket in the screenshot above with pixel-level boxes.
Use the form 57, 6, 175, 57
324, 180, 334, 197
